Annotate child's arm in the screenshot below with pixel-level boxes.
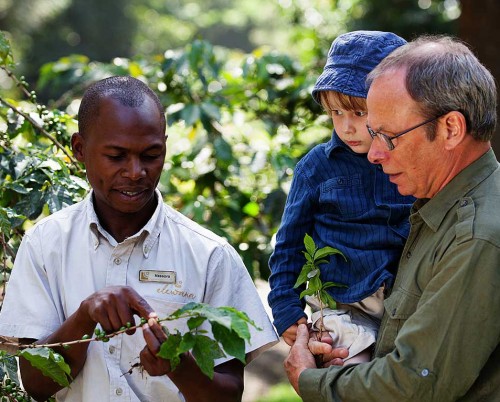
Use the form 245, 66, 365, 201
268, 159, 317, 336
282, 317, 308, 346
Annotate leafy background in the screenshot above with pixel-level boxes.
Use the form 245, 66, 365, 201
0, 0, 468, 281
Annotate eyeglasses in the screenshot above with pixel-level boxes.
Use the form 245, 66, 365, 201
366, 114, 445, 151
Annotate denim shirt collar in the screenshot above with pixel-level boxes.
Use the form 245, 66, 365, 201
324, 130, 366, 158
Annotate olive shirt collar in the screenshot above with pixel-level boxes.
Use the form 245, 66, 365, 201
412, 148, 498, 232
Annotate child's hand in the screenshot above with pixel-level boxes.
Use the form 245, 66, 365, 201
282, 317, 308, 346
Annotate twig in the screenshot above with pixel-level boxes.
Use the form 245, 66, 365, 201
0, 311, 202, 350
0, 95, 79, 166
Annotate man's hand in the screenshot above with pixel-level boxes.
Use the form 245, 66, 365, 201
19, 286, 155, 401
285, 324, 349, 396
80, 286, 154, 334
140, 314, 173, 376
140, 317, 245, 402
284, 323, 319, 395
308, 332, 348, 368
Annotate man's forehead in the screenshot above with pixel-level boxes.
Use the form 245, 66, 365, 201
367, 70, 410, 126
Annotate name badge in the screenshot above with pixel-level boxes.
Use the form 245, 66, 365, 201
139, 270, 176, 284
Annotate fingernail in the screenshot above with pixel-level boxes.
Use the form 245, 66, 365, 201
148, 318, 157, 326
149, 312, 158, 319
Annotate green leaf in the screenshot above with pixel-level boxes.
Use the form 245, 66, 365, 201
19, 347, 71, 388
322, 281, 348, 289
170, 303, 257, 341
319, 291, 337, 309
214, 137, 233, 162
303, 252, 313, 263
0, 31, 13, 66
39, 159, 62, 171
187, 316, 206, 331
211, 322, 246, 364
157, 332, 183, 370
214, 306, 256, 341
0, 208, 11, 234
69, 175, 89, 191
293, 264, 312, 288
303, 234, 316, 257
308, 275, 321, 292
192, 335, 225, 379
315, 246, 346, 261
181, 104, 201, 127
200, 102, 221, 121
179, 332, 197, 354
3, 182, 30, 194
299, 288, 317, 299
156, 332, 199, 370
0, 351, 19, 383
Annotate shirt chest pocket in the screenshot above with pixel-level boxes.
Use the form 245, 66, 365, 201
376, 288, 421, 356
319, 174, 371, 219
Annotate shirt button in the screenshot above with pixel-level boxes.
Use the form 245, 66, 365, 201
113, 257, 122, 265
406, 251, 412, 259
109, 346, 115, 354
421, 369, 429, 377
116, 388, 123, 396
460, 199, 468, 207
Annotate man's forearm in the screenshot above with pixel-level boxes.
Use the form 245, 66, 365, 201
20, 308, 97, 400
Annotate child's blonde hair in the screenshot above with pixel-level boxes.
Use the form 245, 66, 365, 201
319, 91, 366, 113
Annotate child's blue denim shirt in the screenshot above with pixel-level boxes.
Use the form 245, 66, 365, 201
268, 131, 415, 335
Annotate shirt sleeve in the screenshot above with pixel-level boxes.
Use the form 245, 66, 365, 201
268, 161, 316, 335
299, 238, 500, 401
0, 229, 63, 339
203, 244, 278, 366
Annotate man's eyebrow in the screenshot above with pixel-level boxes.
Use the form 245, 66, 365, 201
102, 143, 165, 151
368, 122, 392, 134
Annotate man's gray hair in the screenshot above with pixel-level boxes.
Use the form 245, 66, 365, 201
367, 35, 497, 141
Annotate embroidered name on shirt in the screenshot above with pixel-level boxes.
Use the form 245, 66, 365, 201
157, 280, 196, 299
139, 270, 176, 284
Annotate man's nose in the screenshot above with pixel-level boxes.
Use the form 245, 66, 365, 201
123, 158, 146, 180
367, 137, 387, 165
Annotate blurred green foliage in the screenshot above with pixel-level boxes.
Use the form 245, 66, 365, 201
0, 0, 459, 96
0, 0, 460, 289
256, 382, 302, 402
0, 31, 330, 286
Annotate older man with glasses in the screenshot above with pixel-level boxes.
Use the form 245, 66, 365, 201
285, 35, 500, 402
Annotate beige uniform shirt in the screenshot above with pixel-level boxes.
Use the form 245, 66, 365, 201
0, 190, 278, 401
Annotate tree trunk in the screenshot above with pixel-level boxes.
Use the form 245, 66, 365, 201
459, 0, 500, 156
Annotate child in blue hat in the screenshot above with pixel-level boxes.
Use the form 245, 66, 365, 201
268, 31, 415, 363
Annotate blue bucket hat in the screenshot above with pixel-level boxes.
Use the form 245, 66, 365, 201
312, 31, 407, 104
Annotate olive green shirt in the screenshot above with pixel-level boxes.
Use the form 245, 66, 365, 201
300, 149, 500, 401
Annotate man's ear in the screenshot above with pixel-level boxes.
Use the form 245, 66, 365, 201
71, 132, 85, 162
442, 111, 467, 150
